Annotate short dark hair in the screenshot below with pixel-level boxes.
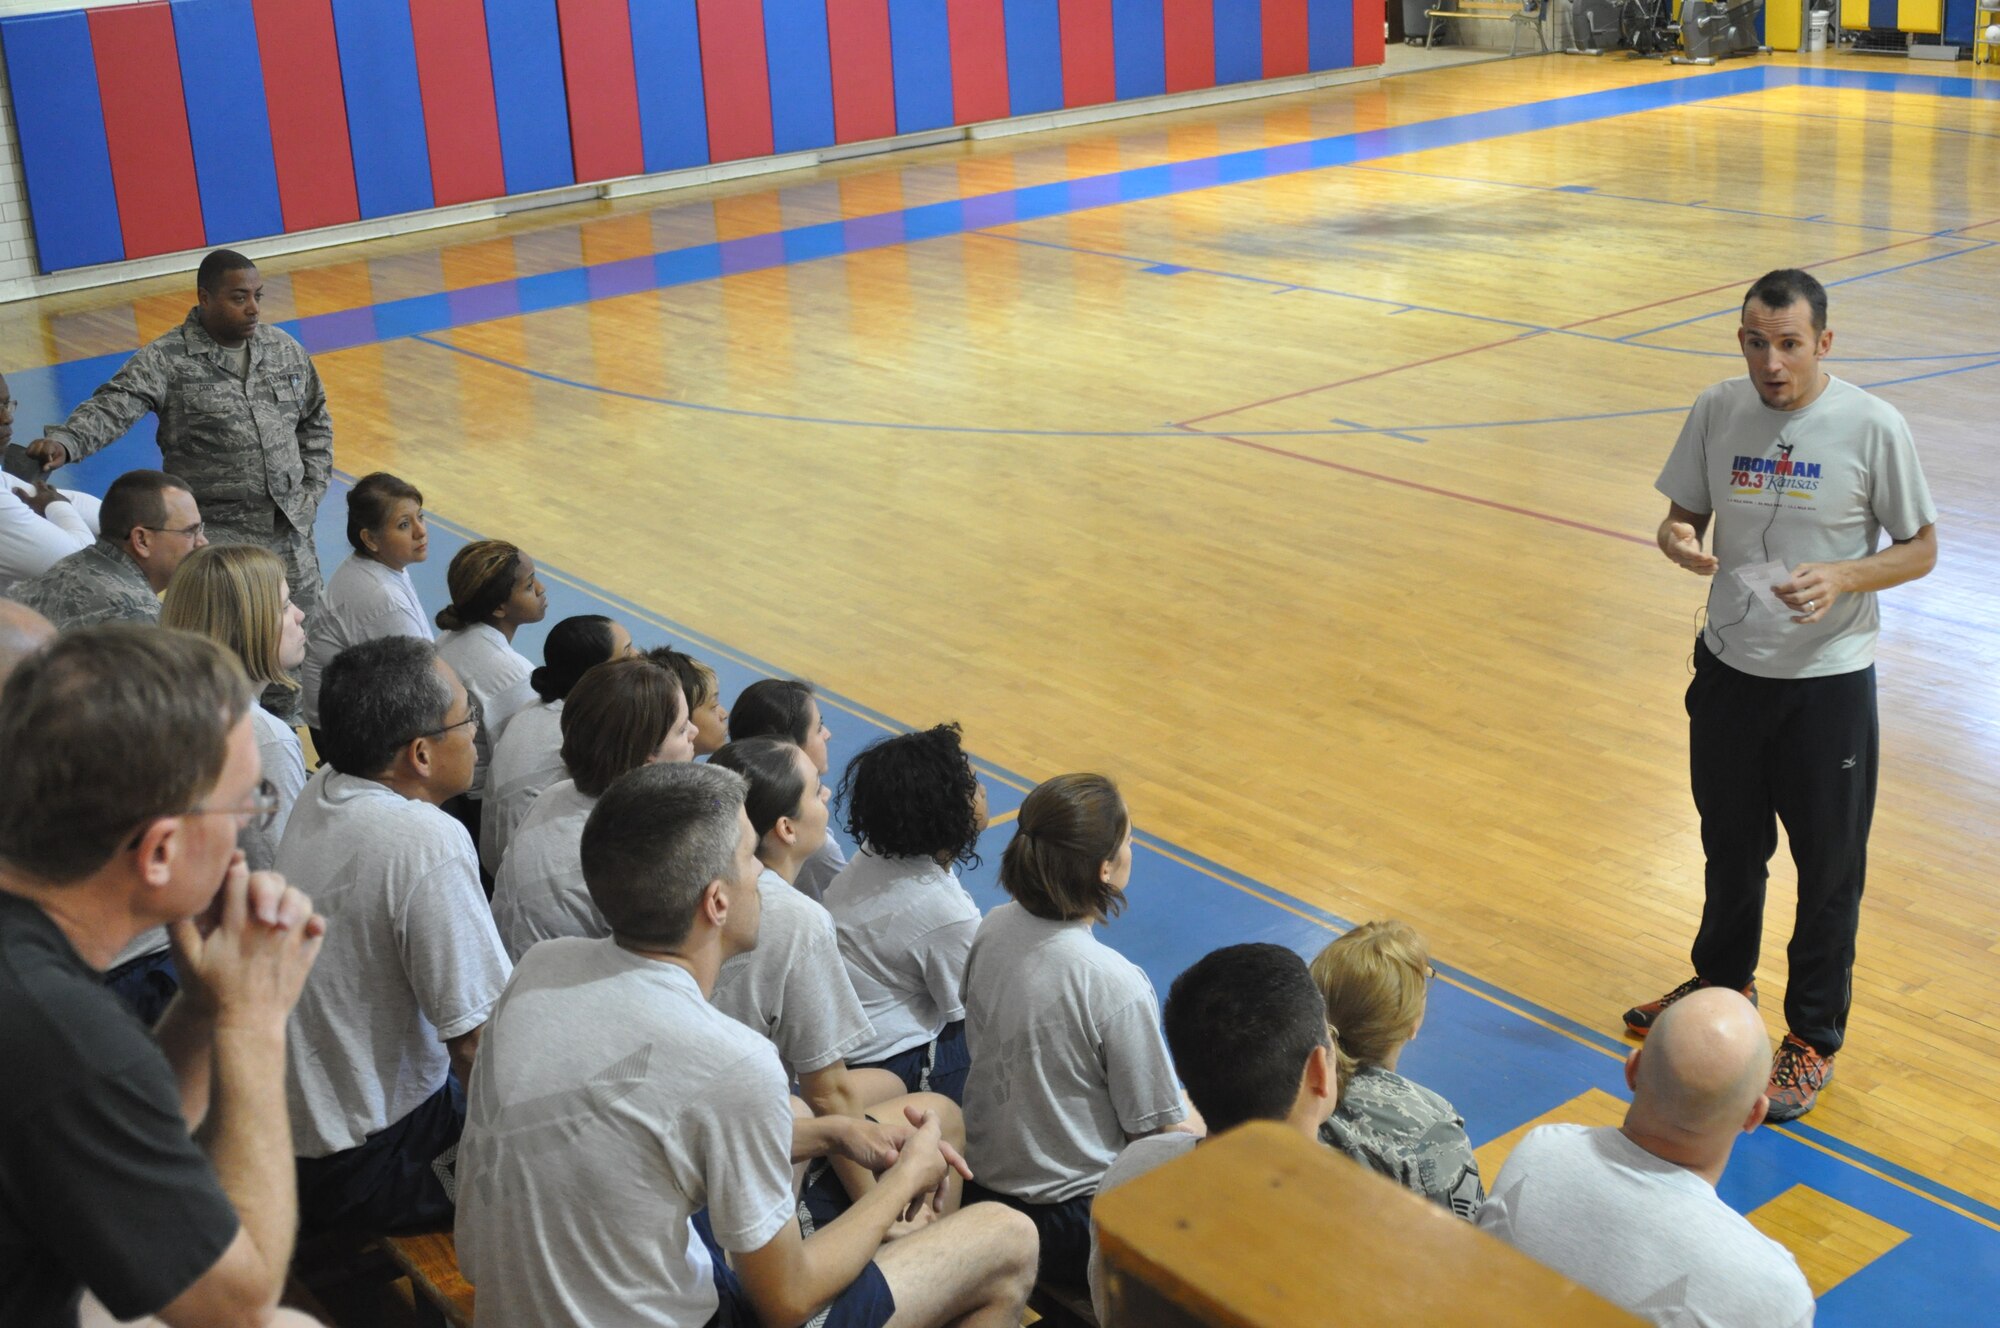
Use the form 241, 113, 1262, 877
582, 762, 748, 947
646, 645, 718, 712
1000, 773, 1128, 922
560, 657, 682, 797
531, 615, 620, 703
710, 737, 810, 840
0, 625, 251, 883
436, 540, 523, 633
318, 636, 452, 778
1743, 268, 1828, 332
196, 248, 256, 293
345, 471, 423, 554
838, 723, 984, 867
728, 678, 817, 745
100, 469, 188, 543
1165, 944, 1331, 1136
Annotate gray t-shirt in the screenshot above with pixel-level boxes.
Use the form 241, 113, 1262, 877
1478, 1125, 1814, 1328
278, 769, 512, 1157
302, 555, 431, 727
1656, 375, 1936, 680
1319, 1064, 1482, 1219
435, 624, 536, 799
480, 699, 564, 876
792, 834, 848, 903
456, 938, 798, 1328
962, 903, 1186, 1203
1087, 1131, 1197, 1323
713, 868, 874, 1079
824, 848, 982, 1063
489, 779, 604, 963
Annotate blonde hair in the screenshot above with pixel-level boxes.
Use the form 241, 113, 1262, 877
161, 544, 298, 690
1309, 920, 1431, 1071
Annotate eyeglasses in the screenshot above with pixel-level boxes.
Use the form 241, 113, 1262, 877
189, 776, 284, 834
416, 696, 482, 743
141, 520, 205, 541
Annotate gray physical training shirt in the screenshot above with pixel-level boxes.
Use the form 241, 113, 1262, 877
824, 848, 982, 1063
1479, 1125, 1814, 1327
712, 868, 874, 1078
489, 779, 604, 962
963, 903, 1186, 1203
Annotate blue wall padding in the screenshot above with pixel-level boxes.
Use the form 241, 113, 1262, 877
1111, 0, 1166, 98
170, 0, 286, 245
1, 12, 124, 270
328, 0, 435, 217
629, 0, 709, 173
1214, 0, 1264, 82
1003, 0, 1064, 115
1307, 0, 1352, 68
886, 0, 953, 132
763, 0, 837, 153
482, 0, 575, 192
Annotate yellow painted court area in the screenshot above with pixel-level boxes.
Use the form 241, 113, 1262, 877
6, 49, 1997, 1260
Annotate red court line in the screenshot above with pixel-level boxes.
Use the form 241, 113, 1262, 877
1172, 423, 1652, 545
1180, 225, 1997, 428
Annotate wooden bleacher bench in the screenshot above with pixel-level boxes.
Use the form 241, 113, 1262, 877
1425, 0, 1550, 54
1094, 1122, 1642, 1328
381, 1231, 475, 1328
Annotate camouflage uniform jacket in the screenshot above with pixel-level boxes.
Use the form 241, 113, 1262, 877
1320, 1064, 1485, 1220
13, 537, 160, 630
46, 309, 333, 538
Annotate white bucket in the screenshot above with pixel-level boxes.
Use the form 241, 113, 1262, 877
1806, 10, 1829, 50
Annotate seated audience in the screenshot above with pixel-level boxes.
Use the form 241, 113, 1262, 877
1309, 920, 1483, 1218
962, 773, 1186, 1288
1478, 989, 1814, 1327
481, 613, 633, 875
280, 636, 512, 1234
0, 596, 54, 680
730, 677, 844, 898
0, 625, 325, 1327
648, 644, 729, 755
101, 547, 312, 1026
708, 737, 904, 1124
0, 370, 100, 592
15, 469, 206, 629
824, 723, 988, 1103
489, 656, 696, 959
1087, 942, 1339, 1322
301, 471, 432, 739
456, 762, 1038, 1328
433, 539, 548, 842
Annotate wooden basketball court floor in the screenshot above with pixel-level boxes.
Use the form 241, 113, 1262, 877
10, 51, 1999, 1321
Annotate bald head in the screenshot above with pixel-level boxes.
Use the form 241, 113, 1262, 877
0, 598, 55, 686
1632, 988, 1771, 1135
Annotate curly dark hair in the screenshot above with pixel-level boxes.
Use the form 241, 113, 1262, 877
838, 722, 984, 868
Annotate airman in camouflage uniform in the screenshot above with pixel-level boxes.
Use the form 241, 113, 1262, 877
14, 538, 161, 631
12, 470, 207, 631
1320, 1063, 1485, 1219
29, 250, 332, 620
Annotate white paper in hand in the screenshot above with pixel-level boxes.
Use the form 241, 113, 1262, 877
1732, 559, 1792, 616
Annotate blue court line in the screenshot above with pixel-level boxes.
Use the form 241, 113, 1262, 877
1339, 160, 1951, 240
21, 63, 1999, 383
980, 227, 2000, 364
1617, 236, 1999, 342
1683, 99, 2000, 142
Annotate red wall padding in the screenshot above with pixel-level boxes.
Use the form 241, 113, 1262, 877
1058, 0, 1116, 106
408, 0, 508, 205
1263, 0, 1311, 75
555, 0, 646, 180
251, 0, 360, 231
88, 3, 205, 258
948, 0, 1010, 124
695, 0, 775, 161
826, 0, 898, 143
1352, 0, 1385, 66
1163, 0, 1217, 93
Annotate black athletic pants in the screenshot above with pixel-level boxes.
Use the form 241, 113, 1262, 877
1687, 638, 1878, 1056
